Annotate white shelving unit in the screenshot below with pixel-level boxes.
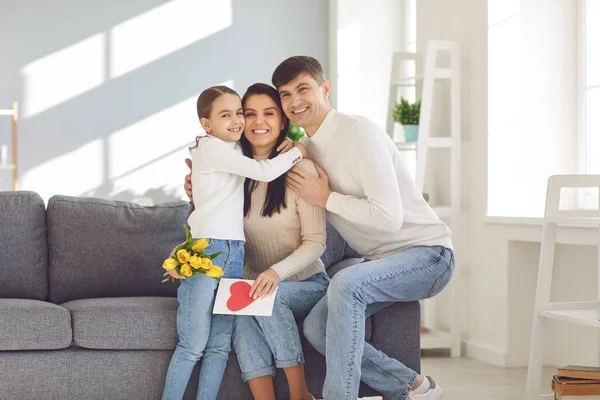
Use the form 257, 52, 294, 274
388, 40, 462, 357
0, 102, 18, 190
525, 174, 600, 400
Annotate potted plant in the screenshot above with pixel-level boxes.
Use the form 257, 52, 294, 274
392, 97, 421, 142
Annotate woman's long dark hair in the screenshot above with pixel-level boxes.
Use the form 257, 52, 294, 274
241, 83, 291, 218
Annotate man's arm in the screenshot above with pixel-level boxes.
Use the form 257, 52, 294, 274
288, 119, 403, 232
326, 121, 403, 231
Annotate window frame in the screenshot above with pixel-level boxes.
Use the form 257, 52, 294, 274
577, 0, 599, 209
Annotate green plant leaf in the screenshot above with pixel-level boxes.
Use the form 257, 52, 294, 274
208, 250, 223, 260
173, 225, 194, 254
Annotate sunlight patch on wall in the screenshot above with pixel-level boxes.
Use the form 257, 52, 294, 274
106, 79, 233, 203
21, 139, 105, 203
110, 0, 232, 78
21, 34, 105, 117
108, 95, 199, 182
108, 150, 189, 204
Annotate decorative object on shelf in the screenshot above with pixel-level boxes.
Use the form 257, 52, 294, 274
392, 97, 421, 143
287, 123, 305, 142
0, 145, 7, 166
0, 101, 18, 190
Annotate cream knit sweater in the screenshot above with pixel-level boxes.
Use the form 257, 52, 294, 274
243, 157, 326, 282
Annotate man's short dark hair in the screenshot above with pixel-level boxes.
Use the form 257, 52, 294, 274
272, 56, 326, 89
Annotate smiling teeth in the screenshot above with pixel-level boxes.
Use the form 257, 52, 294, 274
230, 127, 241, 132
253, 129, 268, 134
292, 107, 308, 114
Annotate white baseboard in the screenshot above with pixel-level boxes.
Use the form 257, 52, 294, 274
464, 340, 508, 367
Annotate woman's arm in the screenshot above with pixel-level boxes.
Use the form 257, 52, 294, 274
201, 139, 305, 182
270, 161, 327, 281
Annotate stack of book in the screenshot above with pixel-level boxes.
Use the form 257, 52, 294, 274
553, 365, 600, 399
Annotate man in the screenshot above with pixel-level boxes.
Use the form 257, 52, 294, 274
185, 57, 454, 400
274, 56, 454, 400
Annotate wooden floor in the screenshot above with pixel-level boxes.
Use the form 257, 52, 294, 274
349, 353, 555, 400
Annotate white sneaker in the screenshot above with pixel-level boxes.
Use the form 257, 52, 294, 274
406, 376, 443, 399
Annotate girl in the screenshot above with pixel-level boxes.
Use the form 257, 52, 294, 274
162, 85, 305, 400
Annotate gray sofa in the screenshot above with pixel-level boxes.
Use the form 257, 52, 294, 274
0, 191, 420, 400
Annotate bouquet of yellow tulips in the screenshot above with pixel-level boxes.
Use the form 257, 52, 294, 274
162, 226, 224, 283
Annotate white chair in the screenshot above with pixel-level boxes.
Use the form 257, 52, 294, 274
526, 174, 600, 399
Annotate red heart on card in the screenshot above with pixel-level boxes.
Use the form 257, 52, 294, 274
226, 281, 256, 312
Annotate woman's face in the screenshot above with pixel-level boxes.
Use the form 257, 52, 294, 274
243, 94, 285, 154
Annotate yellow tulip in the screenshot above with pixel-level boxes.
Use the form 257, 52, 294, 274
200, 257, 213, 270
162, 258, 177, 271
189, 255, 202, 269
180, 263, 193, 277
192, 238, 209, 252
176, 249, 190, 264
205, 265, 224, 278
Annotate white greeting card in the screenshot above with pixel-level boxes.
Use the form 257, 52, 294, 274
212, 278, 278, 316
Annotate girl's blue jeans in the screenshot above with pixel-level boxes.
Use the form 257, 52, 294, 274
162, 239, 244, 400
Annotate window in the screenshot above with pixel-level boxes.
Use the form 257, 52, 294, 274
579, 0, 600, 207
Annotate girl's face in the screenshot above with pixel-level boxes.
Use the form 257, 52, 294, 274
201, 93, 244, 142
243, 94, 285, 154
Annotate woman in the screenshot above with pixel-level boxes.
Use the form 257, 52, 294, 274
185, 83, 327, 400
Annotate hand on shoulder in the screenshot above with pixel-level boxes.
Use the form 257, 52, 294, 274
293, 141, 308, 158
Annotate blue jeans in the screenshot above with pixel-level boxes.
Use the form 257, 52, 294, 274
162, 239, 244, 400
232, 272, 330, 381
303, 245, 455, 400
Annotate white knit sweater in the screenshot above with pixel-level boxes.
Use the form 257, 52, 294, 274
188, 135, 302, 241
301, 109, 453, 260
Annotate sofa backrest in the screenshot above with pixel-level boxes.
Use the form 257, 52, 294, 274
0, 191, 49, 300
47, 195, 189, 304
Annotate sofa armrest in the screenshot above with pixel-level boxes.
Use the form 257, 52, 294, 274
369, 300, 421, 374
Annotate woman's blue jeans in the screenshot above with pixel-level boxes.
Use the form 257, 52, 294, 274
232, 272, 330, 381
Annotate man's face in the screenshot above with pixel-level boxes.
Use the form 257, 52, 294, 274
277, 73, 330, 135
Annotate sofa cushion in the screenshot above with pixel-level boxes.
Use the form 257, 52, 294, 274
0, 191, 48, 300
62, 297, 178, 350
61, 296, 369, 352
0, 299, 72, 350
46, 195, 189, 303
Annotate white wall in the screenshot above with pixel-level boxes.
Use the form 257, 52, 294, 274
418, 0, 599, 369
333, 0, 403, 131
0, 0, 328, 204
